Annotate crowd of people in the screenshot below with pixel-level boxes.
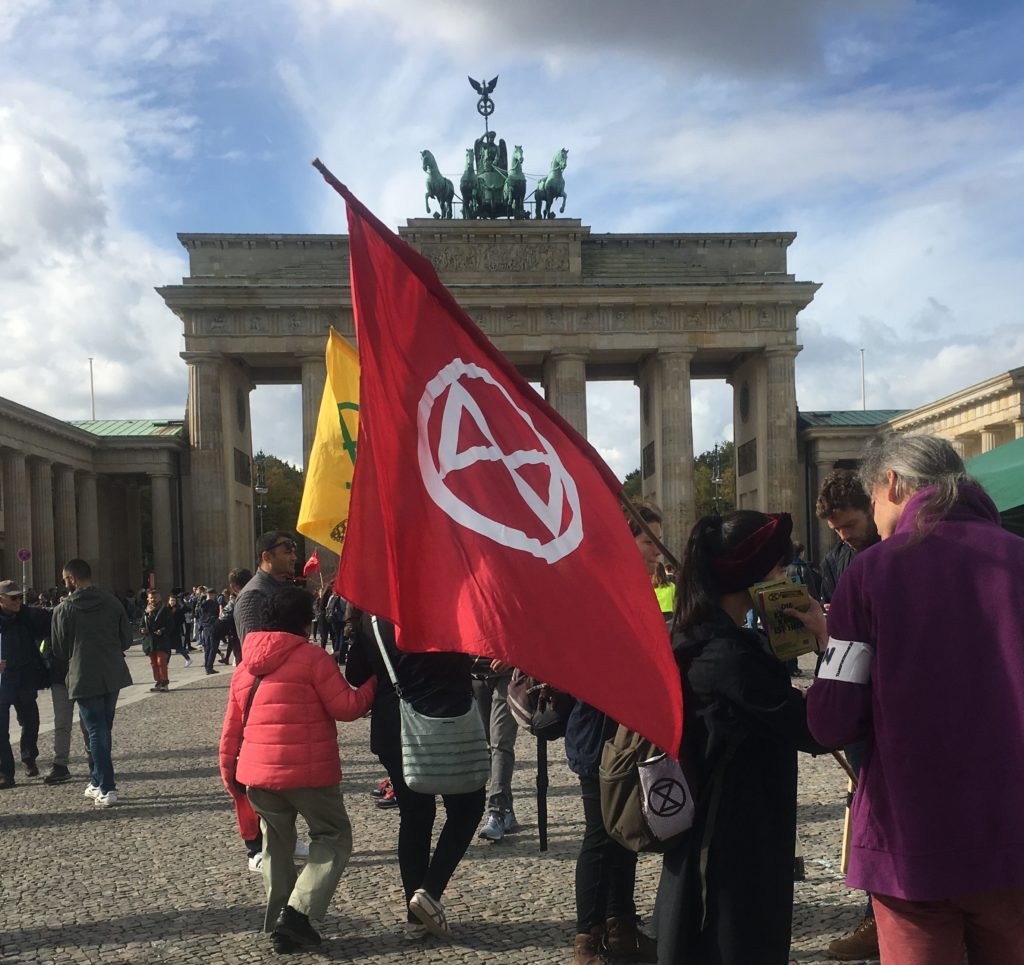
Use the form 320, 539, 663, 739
2, 431, 1023, 964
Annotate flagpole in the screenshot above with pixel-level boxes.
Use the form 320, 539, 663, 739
619, 494, 682, 573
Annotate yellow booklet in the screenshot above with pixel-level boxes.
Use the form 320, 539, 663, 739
747, 579, 818, 662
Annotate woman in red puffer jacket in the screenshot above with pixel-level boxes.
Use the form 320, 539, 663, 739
219, 585, 375, 955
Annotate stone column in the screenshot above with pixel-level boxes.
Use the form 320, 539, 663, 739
126, 482, 143, 591
2, 450, 31, 585
542, 351, 588, 437
763, 346, 801, 516
1014, 420, 1024, 441
53, 465, 78, 571
76, 471, 100, 579
658, 351, 695, 553
979, 428, 1000, 453
151, 473, 175, 593
301, 355, 327, 473
185, 355, 228, 585
29, 458, 56, 590
950, 437, 967, 459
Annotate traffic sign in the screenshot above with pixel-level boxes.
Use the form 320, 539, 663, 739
16, 548, 31, 563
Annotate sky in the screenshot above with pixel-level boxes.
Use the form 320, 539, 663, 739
2, 0, 1022, 478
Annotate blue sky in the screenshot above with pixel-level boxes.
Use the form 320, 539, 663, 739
2, 0, 1022, 477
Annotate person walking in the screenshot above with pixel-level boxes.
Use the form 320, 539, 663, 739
140, 590, 174, 692
345, 612, 485, 940
50, 559, 133, 808
472, 657, 521, 842
0, 580, 50, 788
566, 504, 663, 965
655, 511, 825, 965
166, 595, 191, 667
219, 585, 375, 954
801, 434, 1024, 965
195, 588, 221, 675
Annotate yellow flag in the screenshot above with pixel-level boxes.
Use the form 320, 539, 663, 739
296, 328, 360, 553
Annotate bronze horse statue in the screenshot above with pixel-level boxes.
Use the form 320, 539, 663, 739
421, 149, 454, 219
535, 147, 568, 219
503, 145, 528, 219
459, 148, 478, 219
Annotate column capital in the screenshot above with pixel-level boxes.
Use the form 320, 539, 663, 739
763, 344, 802, 359
180, 351, 226, 365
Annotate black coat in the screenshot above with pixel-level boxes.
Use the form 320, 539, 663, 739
655, 611, 823, 965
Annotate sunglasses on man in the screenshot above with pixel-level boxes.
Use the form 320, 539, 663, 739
269, 539, 297, 553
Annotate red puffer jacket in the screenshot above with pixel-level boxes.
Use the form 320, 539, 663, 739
219, 629, 375, 791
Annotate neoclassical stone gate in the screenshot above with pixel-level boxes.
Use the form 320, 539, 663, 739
158, 219, 818, 584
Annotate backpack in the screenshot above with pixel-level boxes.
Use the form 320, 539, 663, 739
599, 726, 696, 853
506, 670, 574, 741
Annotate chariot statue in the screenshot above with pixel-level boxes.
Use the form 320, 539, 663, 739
418, 75, 570, 220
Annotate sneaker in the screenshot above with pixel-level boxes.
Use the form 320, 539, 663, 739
184, 656, 192, 668
248, 852, 263, 873
0, 774, 15, 790
375, 786, 399, 810
371, 777, 391, 798
293, 839, 310, 861
827, 915, 879, 961
478, 813, 505, 842
273, 905, 321, 947
409, 888, 450, 938
24, 760, 39, 777
149, 685, 163, 693
205, 668, 218, 675
84, 783, 102, 799
503, 810, 523, 833
43, 765, 71, 785
94, 790, 118, 807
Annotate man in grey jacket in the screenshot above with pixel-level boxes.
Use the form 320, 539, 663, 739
233, 532, 297, 646
51, 559, 133, 808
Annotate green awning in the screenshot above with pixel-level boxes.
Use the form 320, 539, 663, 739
967, 438, 1024, 536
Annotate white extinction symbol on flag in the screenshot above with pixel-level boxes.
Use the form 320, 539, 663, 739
417, 358, 583, 564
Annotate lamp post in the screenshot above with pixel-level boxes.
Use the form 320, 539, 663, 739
254, 451, 268, 538
711, 443, 723, 513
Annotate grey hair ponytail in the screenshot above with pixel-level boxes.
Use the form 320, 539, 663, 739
858, 433, 969, 536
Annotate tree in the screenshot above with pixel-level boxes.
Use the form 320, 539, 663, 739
620, 441, 735, 520
694, 441, 736, 518
254, 455, 305, 537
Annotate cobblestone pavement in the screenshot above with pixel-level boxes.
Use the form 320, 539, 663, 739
1, 649, 868, 964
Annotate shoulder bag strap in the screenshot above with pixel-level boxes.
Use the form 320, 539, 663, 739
370, 616, 403, 698
232, 675, 263, 789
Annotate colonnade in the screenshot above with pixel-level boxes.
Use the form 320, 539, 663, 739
0, 449, 177, 593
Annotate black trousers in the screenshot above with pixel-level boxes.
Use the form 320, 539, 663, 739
0, 685, 40, 778
576, 775, 638, 933
379, 749, 485, 919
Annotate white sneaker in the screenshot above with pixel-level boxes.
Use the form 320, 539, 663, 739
84, 783, 101, 799
478, 813, 505, 842
293, 839, 310, 861
94, 790, 117, 807
248, 852, 263, 873
184, 656, 192, 668
409, 888, 450, 937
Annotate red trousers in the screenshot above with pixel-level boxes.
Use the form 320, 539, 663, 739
148, 650, 169, 685
873, 889, 1024, 965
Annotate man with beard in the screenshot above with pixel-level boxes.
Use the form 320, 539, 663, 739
814, 469, 881, 961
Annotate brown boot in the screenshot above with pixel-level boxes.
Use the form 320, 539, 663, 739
827, 915, 879, 961
573, 926, 608, 965
604, 915, 657, 963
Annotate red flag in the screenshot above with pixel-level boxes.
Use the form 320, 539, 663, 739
302, 549, 320, 577
315, 162, 682, 754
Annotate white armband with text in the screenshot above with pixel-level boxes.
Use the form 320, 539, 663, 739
817, 639, 873, 685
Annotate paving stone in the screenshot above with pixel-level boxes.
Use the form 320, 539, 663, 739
0, 647, 863, 963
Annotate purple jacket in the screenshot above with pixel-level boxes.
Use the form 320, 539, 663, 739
807, 483, 1024, 902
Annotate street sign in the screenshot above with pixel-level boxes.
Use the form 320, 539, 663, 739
16, 548, 31, 562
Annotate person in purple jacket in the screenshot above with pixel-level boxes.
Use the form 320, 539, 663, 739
797, 433, 1024, 965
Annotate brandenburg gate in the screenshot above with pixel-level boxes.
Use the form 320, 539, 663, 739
158, 219, 819, 583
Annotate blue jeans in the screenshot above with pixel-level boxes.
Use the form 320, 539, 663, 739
77, 692, 119, 793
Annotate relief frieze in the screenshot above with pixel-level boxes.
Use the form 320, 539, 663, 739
417, 242, 570, 274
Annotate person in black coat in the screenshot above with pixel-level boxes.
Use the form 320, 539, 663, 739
655, 511, 826, 965
344, 613, 485, 940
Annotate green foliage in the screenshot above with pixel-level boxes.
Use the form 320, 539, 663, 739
620, 439, 736, 520
622, 468, 642, 501
694, 441, 736, 518
255, 455, 305, 536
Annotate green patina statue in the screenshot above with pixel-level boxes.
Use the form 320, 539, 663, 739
418, 76, 570, 220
